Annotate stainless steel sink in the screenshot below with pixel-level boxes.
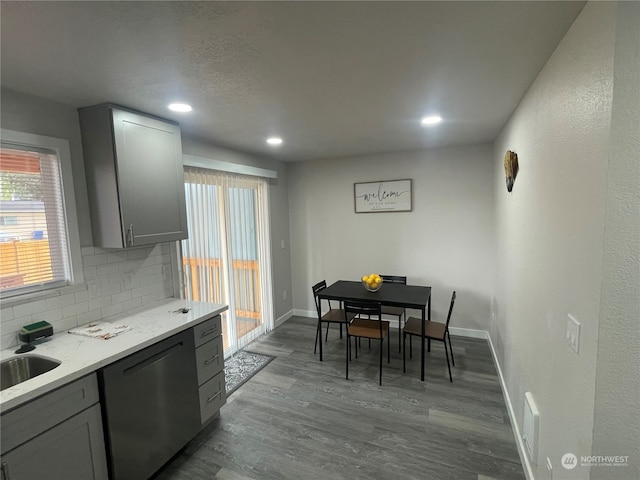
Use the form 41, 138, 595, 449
0, 355, 61, 391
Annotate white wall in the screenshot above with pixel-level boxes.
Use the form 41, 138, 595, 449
591, 2, 640, 478
288, 144, 495, 330
491, 2, 639, 479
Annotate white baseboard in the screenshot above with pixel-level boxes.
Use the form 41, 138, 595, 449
486, 334, 535, 480
275, 309, 294, 328
449, 326, 488, 339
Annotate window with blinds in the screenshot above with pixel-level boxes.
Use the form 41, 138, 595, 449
0, 144, 72, 294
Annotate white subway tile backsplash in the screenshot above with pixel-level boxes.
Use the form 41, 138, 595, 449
74, 290, 90, 303
83, 253, 107, 267
63, 302, 89, 317
46, 293, 76, 310
76, 309, 102, 325
13, 299, 48, 318
105, 251, 128, 264
37, 308, 63, 323
102, 302, 124, 318
112, 290, 132, 304
0, 242, 177, 348
131, 285, 149, 298
96, 262, 121, 276
89, 297, 113, 311
1, 307, 14, 322
122, 297, 142, 312
83, 265, 98, 279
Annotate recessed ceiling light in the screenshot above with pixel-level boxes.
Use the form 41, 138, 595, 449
421, 115, 442, 126
266, 137, 283, 146
168, 103, 192, 113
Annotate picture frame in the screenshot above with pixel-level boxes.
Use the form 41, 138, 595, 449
354, 179, 412, 213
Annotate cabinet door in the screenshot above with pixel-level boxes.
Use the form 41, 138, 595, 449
112, 109, 188, 246
0, 404, 108, 480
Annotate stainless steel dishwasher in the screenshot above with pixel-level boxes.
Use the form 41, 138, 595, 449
99, 329, 200, 480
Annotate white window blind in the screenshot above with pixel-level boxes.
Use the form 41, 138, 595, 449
0, 144, 72, 294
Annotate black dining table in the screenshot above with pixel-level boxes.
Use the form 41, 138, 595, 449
317, 280, 432, 381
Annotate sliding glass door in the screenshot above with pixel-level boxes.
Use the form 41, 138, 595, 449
181, 167, 273, 356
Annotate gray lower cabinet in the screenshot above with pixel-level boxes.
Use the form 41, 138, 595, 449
193, 315, 226, 423
0, 374, 108, 480
79, 103, 188, 248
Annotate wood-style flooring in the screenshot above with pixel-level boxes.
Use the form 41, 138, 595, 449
155, 316, 525, 480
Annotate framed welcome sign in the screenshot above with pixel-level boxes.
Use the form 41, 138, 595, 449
354, 179, 412, 213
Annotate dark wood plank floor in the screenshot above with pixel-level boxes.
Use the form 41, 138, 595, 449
155, 316, 525, 480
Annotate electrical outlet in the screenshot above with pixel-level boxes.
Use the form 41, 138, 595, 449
566, 314, 581, 353
281, 239, 286, 249
283, 290, 288, 301
546, 457, 553, 480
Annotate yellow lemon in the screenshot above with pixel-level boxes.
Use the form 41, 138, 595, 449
361, 275, 367, 282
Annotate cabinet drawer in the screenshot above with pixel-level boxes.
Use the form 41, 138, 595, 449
196, 334, 224, 386
193, 315, 221, 348
1, 374, 100, 454
199, 371, 226, 424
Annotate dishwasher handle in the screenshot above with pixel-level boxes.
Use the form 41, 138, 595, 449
101, 330, 194, 384
123, 342, 183, 376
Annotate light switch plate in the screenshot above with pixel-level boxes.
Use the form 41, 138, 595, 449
566, 314, 581, 354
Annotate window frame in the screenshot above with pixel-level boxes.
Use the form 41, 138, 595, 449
0, 128, 84, 301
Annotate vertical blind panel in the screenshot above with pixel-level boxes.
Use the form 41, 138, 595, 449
0, 146, 71, 293
182, 166, 273, 355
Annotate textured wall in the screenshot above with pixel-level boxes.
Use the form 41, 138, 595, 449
288, 144, 496, 330
492, 2, 616, 479
591, 2, 640, 478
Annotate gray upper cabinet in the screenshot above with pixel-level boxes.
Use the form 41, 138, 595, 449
79, 104, 188, 248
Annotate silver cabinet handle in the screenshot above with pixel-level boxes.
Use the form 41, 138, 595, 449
127, 224, 135, 246
200, 328, 217, 338
204, 354, 220, 365
1, 462, 11, 480
207, 391, 221, 403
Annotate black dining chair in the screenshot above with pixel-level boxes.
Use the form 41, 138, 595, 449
312, 280, 355, 359
379, 274, 407, 352
403, 291, 456, 382
344, 300, 390, 385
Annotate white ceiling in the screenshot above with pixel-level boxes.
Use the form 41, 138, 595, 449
1, 1, 585, 162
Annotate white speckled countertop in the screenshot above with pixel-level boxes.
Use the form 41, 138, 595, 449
0, 298, 228, 413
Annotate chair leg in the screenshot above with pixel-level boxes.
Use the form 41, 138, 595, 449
428, 338, 431, 352
387, 333, 390, 363
325, 322, 330, 342
379, 337, 383, 386
403, 332, 406, 373
409, 335, 413, 358
339, 324, 343, 339
346, 335, 350, 380
444, 340, 453, 383
314, 322, 319, 354
447, 331, 455, 366
398, 314, 402, 353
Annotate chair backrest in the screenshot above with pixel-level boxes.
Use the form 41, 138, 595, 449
445, 291, 457, 328
344, 300, 384, 335
381, 275, 407, 285
312, 280, 327, 317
